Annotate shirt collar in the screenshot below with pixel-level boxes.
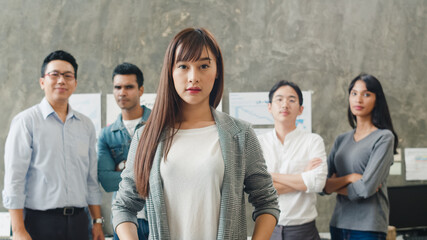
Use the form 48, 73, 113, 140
40, 97, 79, 121
110, 114, 126, 131
272, 127, 299, 145
141, 105, 151, 122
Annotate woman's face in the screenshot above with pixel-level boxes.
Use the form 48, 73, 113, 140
349, 80, 376, 118
172, 46, 217, 108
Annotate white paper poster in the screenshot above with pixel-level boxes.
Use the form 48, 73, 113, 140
405, 148, 427, 180
390, 148, 402, 175
253, 128, 273, 136
69, 93, 102, 136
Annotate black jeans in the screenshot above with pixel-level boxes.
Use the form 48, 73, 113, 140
24, 207, 89, 240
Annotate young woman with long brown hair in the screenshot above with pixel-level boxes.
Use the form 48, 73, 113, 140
112, 27, 279, 240
324, 74, 398, 240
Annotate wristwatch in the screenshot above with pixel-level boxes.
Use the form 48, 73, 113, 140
117, 160, 126, 171
93, 217, 104, 226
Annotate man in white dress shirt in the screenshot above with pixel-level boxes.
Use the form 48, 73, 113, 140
258, 80, 327, 240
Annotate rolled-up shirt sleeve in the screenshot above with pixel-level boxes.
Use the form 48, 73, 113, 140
86, 124, 102, 205
2, 115, 32, 209
347, 133, 394, 201
301, 134, 327, 193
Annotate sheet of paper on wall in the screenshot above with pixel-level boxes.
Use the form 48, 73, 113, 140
69, 93, 102, 136
394, 148, 402, 162
229, 91, 312, 132
405, 148, 427, 180
0, 212, 10, 237
390, 162, 402, 175
390, 148, 402, 175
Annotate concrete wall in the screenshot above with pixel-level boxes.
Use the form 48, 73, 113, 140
1, 0, 426, 235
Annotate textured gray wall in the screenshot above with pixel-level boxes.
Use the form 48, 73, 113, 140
1, 0, 426, 235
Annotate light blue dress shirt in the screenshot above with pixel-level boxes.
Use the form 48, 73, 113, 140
2, 98, 102, 210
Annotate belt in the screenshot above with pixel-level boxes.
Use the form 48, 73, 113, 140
25, 207, 84, 216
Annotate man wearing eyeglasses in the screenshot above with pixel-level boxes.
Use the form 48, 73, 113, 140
2, 50, 104, 240
98, 62, 151, 240
258, 80, 327, 240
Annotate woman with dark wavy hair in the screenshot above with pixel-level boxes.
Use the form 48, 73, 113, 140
324, 73, 398, 240
112, 27, 279, 240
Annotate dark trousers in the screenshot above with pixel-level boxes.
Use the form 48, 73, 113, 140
24, 207, 89, 240
270, 220, 321, 240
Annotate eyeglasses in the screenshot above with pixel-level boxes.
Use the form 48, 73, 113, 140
44, 71, 76, 81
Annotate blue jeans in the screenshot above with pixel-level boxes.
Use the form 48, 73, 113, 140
114, 218, 149, 240
330, 226, 386, 240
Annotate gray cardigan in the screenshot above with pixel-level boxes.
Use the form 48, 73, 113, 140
112, 109, 280, 239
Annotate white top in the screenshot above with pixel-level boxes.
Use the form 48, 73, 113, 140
258, 128, 327, 226
160, 125, 224, 240
123, 118, 141, 137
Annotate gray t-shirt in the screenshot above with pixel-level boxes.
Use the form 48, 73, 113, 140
327, 129, 394, 233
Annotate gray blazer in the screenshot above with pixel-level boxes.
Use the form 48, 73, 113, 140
112, 109, 279, 240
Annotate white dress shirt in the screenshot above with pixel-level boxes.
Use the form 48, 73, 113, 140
258, 128, 327, 226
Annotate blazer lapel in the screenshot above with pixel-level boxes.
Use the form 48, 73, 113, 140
149, 138, 171, 239
212, 108, 241, 239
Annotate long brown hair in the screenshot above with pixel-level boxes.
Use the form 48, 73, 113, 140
134, 28, 224, 198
